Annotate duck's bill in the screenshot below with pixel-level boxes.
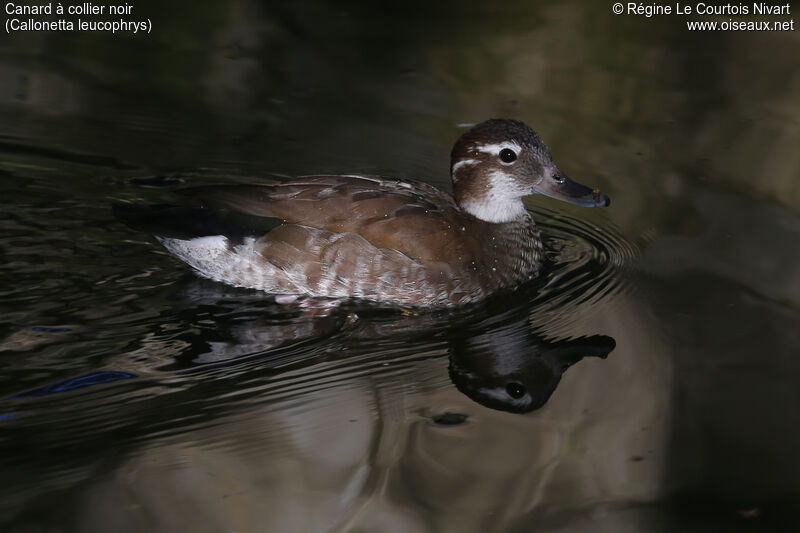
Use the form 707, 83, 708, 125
533, 173, 611, 207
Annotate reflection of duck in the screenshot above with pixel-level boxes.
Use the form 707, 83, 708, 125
447, 307, 615, 413
4, 278, 615, 418
115, 119, 609, 307
166, 279, 615, 413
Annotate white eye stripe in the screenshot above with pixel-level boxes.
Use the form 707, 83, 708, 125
451, 159, 480, 183
472, 141, 522, 156
451, 159, 479, 173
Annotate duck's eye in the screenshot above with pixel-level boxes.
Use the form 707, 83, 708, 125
505, 382, 526, 399
499, 148, 517, 164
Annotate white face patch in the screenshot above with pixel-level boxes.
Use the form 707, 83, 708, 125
460, 170, 530, 223
450, 158, 479, 182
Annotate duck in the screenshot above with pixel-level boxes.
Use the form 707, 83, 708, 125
114, 119, 610, 307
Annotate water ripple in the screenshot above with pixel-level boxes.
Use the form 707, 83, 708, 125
526, 206, 639, 332
0, 166, 634, 484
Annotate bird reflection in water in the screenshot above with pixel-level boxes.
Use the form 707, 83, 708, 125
165, 278, 616, 414
446, 306, 615, 413
6, 277, 614, 417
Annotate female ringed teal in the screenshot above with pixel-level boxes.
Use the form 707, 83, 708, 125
115, 119, 610, 307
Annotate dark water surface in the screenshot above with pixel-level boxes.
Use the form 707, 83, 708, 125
2, 1, 799, 531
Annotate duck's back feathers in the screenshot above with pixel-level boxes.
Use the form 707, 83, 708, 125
180, 176, 476, 264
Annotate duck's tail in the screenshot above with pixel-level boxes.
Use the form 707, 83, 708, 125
112, 203, 281, 243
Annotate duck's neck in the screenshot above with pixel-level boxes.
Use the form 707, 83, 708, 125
452, 167, 530, 223
459, 196, 528, 223
474, 213, 543, 288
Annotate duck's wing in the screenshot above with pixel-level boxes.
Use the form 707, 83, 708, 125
179, 175, 454, 224
180, 175, 475, 263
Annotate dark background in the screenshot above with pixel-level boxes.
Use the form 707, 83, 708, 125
1, 1, 799, 531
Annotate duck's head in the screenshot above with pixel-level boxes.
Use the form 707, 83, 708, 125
447, 313, 616, 413
450, 119, 610, 223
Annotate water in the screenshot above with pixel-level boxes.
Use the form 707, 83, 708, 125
1, 1, 799, 531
